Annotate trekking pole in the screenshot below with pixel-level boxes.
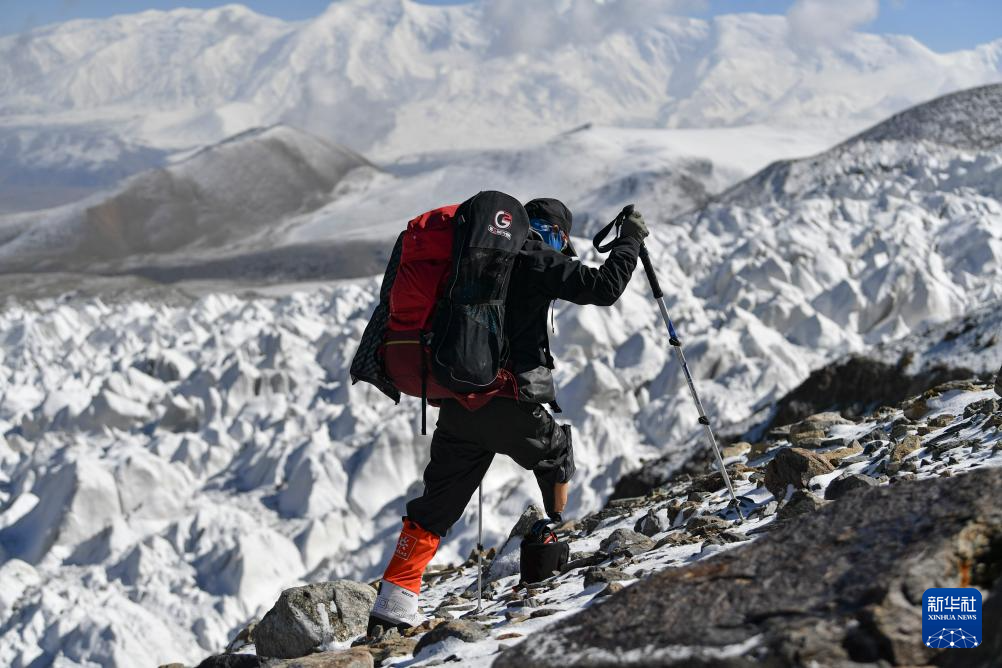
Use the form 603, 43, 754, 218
476, 483, 484, 612
593, 205, 744, 522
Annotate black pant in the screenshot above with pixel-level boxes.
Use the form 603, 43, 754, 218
406, 398, 574, 536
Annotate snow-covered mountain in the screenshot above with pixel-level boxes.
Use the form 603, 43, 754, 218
0, 125, 372, 276
0, 122, 758, 282
1, 0, 1000, 206
1, 84, 1001, 666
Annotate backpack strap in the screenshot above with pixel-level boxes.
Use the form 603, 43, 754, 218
420, 332, 428, 436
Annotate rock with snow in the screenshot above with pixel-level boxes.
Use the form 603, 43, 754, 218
824, 473, 879, 501
684, 515, 730, 536
770, 356, 977, 428
818, 441, 864, 466
777, 490, 827, 521
633, 508, 668, 537
412, 620, 488, 657
599, 529, 655, 556
363, 628, 417, 665
254, 581, 376, 659
496, 467, 1002, 667
583, 567, 631, 589
890, 435, 922, 463
763, 448, 835, 499
787, 412, 851, 445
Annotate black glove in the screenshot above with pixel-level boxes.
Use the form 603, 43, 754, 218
620, 209, 649, 241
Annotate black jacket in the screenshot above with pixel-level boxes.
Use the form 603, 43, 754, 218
504, 236, 641, 403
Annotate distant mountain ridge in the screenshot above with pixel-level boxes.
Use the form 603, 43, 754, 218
0, 125, 370, 273
719, 83, 1002, 207
852, 83, 1002, 150
1, 0, 1000, 162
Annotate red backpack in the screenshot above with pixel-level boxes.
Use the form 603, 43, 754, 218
350, 191, 530, 432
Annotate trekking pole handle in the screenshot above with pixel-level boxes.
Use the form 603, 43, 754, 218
593, 204, 633, 253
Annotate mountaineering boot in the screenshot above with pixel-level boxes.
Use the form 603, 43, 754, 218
367, 518, 440, 637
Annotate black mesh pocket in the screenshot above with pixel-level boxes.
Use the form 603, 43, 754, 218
452, 249, 513, 302
431, 249, 512, 393
433, 302, 504, 391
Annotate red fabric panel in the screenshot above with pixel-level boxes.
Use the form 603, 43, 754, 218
382, 519, 441, 594
381, 331, 452, 400
388, 205, 458, 332
381, 331, 519, 403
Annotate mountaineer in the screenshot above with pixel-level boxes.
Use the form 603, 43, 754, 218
365, 197, 648, 634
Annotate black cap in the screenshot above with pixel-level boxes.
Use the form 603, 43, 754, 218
524, 198, 577, 256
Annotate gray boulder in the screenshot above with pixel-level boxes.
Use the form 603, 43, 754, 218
633, 509, 667, 537
255, 581, 376, 659
824, 473, 879, 500
776, 490, 827, 520
413, 620, 488, 657
788, 411, 851, 446
890, 435, 922, 463
764, 447, 834, 498
583, 567, 631, 588
599, 529, 655, 556
495, 467, 1002, 667
684, 515, 730, 536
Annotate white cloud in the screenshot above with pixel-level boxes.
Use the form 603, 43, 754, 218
482, 0, 708, 55
786, 0, 879, 47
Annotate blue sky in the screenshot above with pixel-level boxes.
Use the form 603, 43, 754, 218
1, 0, 999, 52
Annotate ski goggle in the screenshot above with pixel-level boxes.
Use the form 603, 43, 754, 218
529, 218, 568, 252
